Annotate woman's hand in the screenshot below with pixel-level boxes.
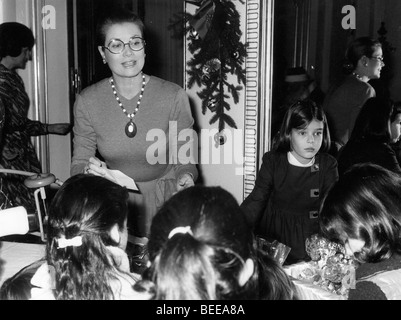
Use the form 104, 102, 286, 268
176, 173, 195, 192
84, 157, 117, 184
47, 123, 72, 135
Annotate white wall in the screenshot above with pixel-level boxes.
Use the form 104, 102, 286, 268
42, 0, 71, 183
184, 2, 247, 204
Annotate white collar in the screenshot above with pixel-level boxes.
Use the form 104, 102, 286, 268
288, 151, 315, 167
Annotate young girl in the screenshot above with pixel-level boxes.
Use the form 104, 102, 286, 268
320, 163, 401, 300
241, 100, 338, 265
133, 186, 297, 300
29, 174, 141, 300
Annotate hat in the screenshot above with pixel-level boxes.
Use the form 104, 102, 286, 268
285, 67, 310, 83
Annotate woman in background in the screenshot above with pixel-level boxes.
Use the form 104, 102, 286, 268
0, 22, 71, 214
323, 37, 383, 154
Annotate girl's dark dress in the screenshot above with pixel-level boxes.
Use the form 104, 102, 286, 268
0, 64, 47, 213
240, 151, 338, 264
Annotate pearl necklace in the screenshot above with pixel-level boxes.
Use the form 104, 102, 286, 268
110, 73, 146, 138
352, 72, 363, 81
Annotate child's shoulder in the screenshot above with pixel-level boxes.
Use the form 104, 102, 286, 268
262, 150, 287, 161
317, 152, 337, 163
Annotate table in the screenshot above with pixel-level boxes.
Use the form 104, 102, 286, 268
0, 241, 45, 287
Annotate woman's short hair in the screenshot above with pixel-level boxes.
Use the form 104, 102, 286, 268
343, 37, 382, 74
96, 9, 145, 46
0, 22, 34, 58
274, 99, 331, 153
319, 163, 401, 263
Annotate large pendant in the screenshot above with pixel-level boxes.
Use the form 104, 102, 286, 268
125, 121, 137, 138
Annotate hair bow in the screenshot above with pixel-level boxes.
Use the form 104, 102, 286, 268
57, 236, 83, 249
168, 226, 193, 239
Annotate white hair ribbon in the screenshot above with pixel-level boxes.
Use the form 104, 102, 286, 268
57, 236, 83, 249
168, 226, 193, 239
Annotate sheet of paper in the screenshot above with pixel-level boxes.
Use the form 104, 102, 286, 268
109, 169, 139, 191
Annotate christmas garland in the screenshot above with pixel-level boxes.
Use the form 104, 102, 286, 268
184, 0, 247, 138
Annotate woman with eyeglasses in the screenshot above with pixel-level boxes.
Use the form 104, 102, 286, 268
323, 37, 384, 155
70, 10, 198, 273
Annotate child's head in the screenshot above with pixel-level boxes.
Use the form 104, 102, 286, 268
138, 186, 255, 299
46, 174, 129, 299
134, 185, 296, 300
319, 163, 401, 264
350, 97, 394, 144
275, 100, 331, 159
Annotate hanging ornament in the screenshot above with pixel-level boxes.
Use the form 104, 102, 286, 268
190, 28, 199, 39
214, 130, 227, 147
207, 99, 218, 112
184, 0, 247, 132
203, 58, 221, 73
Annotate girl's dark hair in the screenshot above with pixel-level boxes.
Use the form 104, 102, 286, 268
0, 22, 35, 58
319, 163, 401, 264
134, 186, 296, 300
46, 174, 129, 300
349, 97, 393, 143
0, 259, 44, 300
343, 37, 382, 74
96, 9, 145, 46
274, 99, 331, 153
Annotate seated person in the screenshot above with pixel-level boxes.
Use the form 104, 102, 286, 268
133, 185, 297, 300
319, 163, 401, 300
1, 174, 144, 300
337, 97, 401, 176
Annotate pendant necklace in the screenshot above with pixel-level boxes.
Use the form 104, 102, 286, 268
110, 72, 146, 138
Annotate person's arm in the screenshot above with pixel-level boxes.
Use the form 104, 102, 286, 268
26, 120, 71, 136
70, 94, 98, 176
240, 152, 275, 228
170, 88, 198, 190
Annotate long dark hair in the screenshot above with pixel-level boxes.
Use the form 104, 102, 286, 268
134, 186, 296, 300
46, 174, 130, 300
319, 163, 401, 264
349, 97, 393, 143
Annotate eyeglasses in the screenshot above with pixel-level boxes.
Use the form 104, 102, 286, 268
102, 37, 146, 54
370, 56, 385, 64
